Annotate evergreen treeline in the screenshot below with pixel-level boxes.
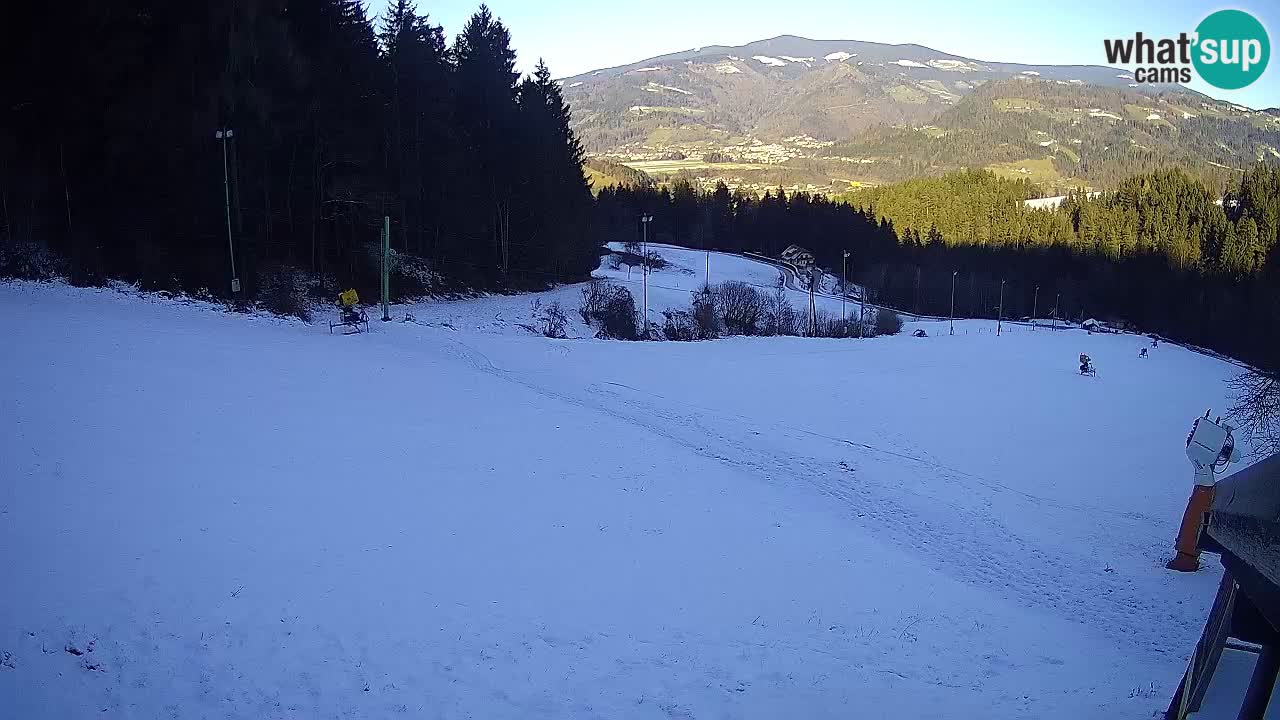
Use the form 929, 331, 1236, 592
0, 1, 594, 300
598, 167, 1280, 369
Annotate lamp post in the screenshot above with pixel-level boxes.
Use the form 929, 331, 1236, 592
842, 250, 850, 326
997, 278, 1005, 336
1032, 285, 1039, 330
640, 213, 653, 336
950, 270, 958, 335
215, 128, 239, 294
1053, 292, 1060, 329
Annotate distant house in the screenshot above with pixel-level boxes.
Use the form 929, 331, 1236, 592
780, 245, 815, 269
1082, 318, 1122, 334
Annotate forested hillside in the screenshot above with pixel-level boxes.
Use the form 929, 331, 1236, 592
828, 80, 1280, 192
598, 167, 1280, 368
0, 1, 594, 303
564, 35, 1280, 195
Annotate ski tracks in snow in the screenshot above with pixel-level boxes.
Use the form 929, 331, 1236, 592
432, 333, 1207, 663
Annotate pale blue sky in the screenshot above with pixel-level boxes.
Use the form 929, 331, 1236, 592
367, 0, 1279, 108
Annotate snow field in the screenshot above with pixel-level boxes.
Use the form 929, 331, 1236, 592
0, 247, 1242, 717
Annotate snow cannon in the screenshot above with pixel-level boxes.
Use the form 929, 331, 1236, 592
1167, 412, 1240, 572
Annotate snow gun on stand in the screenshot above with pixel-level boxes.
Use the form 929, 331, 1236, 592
1166, 411, 1240, 572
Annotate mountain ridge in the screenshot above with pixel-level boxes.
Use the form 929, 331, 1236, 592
562, 34, 1185, 95
563, 35, 1278, 194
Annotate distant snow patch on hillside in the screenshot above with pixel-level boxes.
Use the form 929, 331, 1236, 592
892, 59, 928, 68
780, 55, 814, 64
1146, 113, 1161, 120
568, 81, 583, 88
1117, 74, 1134, 80
824, 51, 854, 61
714, 62, 742, 74
753, 55, 786, 67
928, 59, 978, 72
1181, 111, 1196, 119
644, 82, 692, 96
632, 66, 662, 73
1021, 70, 1041, 76
1089, 109, 1123, 120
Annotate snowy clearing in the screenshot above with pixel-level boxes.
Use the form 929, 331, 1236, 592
643, 82, 692, 96
0, 244, 1244, 718
927, 59, 978, 72
891, 59, 928, 68
752, 55, 786, 67
824, 51, 855, 62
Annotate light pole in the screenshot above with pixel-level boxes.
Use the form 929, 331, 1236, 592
997, 278, 1005, 336
808, 268, 818, 336
1031, 285, 1039, 330
215, 129, 239, 294
1053, 292, 1060, 329
842, 250, 850, 326
950, 270, 957, 335
640, 213, 653, 336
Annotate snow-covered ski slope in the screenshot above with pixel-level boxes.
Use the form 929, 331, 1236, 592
0, 247, 1248, 718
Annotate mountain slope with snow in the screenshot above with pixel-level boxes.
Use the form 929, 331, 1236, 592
0, 257, 1244, 717
563, 35, 1278, 191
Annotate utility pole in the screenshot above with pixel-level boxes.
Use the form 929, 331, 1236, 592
950, 270, 957, 335
842, 250, 849, 326
705, 248, 710, 288
859, 279, 866, 338
215, 129, 239, 294
381, 215, 391, 321
1053, 292, 1060, 329
997, 279, 1005, 336
1031, 285, 1039, 330
640, 213, 653, 336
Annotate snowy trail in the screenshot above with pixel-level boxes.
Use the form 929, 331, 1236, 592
1, 279, 1237, 718
426, 328, 1216, 659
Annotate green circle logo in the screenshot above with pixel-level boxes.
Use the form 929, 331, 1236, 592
1193, 10, 1269, 90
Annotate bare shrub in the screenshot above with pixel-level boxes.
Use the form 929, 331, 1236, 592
531, 299, 568, 338
258, 266, 312, 321
389, 249, 435, 298
580, 280, 638, 340
661, 310, 697, 341
715, 281, 764, 335
579, 279, 610, 323
596, 287, 639, 340
692, 287, 720, 339
761, 287, 799, 337
872, 308, 903, 336
813, 309, 858, 338
0, 238, 65, 280
1228, 371, 1280, 459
